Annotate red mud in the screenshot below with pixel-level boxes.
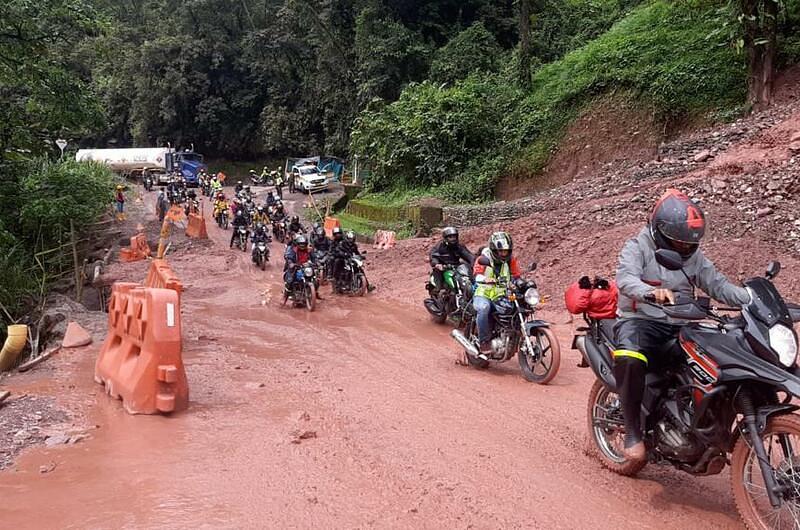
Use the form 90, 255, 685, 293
5, 68, 800, 527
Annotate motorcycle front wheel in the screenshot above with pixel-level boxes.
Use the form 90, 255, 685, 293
260, 255, 267, 271
355, 273, 367, 297
305, 283, 316, 312
586, 380, 646, 476
518, 326, 561, 384
732, 414, 800, 530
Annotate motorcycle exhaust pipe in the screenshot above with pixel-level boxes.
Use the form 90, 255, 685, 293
451, 329, 480, 359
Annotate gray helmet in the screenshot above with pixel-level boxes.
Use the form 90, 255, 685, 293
442, 226, 458, 246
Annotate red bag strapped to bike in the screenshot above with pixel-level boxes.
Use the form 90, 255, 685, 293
564, 276, 618, 319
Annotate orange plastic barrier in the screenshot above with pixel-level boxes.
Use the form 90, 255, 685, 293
144, 259, 183, 296
119, 232, 151, 262
323, 216, 341, 238
185, 213, 208, 239
95, 282, 188, 415
372, 230, 397, 250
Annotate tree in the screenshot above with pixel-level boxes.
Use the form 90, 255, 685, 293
517, 0, 532, 89
741, 0, 779, 107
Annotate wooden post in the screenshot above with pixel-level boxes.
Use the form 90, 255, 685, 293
70, 220, 80, 301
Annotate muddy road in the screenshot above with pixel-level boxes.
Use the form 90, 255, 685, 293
0, 190, 741, 529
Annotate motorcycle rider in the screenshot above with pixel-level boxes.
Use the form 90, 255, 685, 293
429, 227, 474, 292
251, 223, 271, 262
234, 180, 244, 195
613, 189, 751, 463
253, 205, 269, 225
249, 169, 258, 183
472, 232, 522, 359
311, 225, 331, 253
230, 209, 249, 248
331, 230, 363, 287
213, 192, 228, 221
287, 215, 304, 238
210, 175, 223, 196
283, 234, 313, 293
274, 170, 284, 199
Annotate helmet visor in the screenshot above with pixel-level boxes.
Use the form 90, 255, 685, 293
656, 219, 705, 244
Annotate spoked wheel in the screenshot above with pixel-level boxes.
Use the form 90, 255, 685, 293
586, 380, 646, 476
305, 284, 316, 312
732, 414, 800, 530
463, 320, 488, 369
518, 326, 561, 384
355, 273, 367, 297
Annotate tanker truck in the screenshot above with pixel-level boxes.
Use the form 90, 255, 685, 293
75, 147, 207, 187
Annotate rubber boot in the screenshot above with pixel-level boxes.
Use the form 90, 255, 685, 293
614, 356, 647, 462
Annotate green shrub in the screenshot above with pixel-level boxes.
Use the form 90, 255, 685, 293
429, 23, 503, 85
352, 0, 747, 202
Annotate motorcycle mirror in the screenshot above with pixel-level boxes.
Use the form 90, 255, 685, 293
766, 261, 781, 280
654, 249, 684, 271
528, 261, 537, 272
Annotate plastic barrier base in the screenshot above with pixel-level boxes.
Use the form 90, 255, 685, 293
323, 216, 341, 238
185, 213, 208, 239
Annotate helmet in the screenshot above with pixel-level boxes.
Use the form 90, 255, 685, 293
315, 226, 325, 237
332, 226, 343, 239
649, 189, 705, 259
345, 230, 356, 243
488, 232, 513, 263
217, 192, 225, 199
291, 215, 299, 224
312, 222, 321, 230
442, 226, 458, 247
263, 166, 268, 171
237, 180, 242, 186
116, 185, 124, 190
236, 209, 243, 217
257, 206, 264, 213
295, 234, 308, 249
245, 185, 251, 191
249, 169, 256, 174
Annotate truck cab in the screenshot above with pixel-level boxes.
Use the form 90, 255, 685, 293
165, 150, 206, 187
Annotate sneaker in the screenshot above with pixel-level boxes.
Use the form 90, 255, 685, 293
478, 342, 492, 361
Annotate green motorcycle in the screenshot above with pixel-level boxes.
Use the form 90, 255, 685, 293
424, 263, 473, 325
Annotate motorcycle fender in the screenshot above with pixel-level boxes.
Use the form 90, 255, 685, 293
583, 336, 617, 390
756, 404, 800, 434
523, 320, 550, 334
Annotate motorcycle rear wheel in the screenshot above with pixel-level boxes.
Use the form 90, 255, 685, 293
518, 327, 560, 385
732, 414, 800, 530
586, 379, 646, 476
260, 255, 267, 271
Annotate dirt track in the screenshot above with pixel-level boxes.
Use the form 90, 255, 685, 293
0, 189, 744, 529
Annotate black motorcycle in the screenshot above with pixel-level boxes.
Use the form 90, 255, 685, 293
252, 236, 270, 270
574, 248, 800, 529
272, 218, 287, 243
284, 264, 317, 312
424, 263, 473, 325
334, 253, 369, 296
216, 210, 229, 230
233, 225, 248, 252
451, 266, 560, 384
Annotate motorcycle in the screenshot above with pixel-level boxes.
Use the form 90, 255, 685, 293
252, 238, 270, 270
451, 264, 560, 384
574, 248, 800, 529
184, 198, 200, 217
312, 249, 332, 285
272, 218, 287, 243
143, 173, 154, 192
233, 226, 248, 252
334, 253, 369, 296
284, 264, 317, 312
424, 263, 473, 325
216, 210, 229, 229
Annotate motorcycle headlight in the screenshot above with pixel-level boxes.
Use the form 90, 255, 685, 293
524, 287, 540, 307
303, 266, 314, 277
258, 243, 266, 250
769, 324, 798, 367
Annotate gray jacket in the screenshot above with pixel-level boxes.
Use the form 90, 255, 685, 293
616, 227, 750, 323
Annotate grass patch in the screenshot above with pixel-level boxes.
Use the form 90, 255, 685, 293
335, 212, 415, 240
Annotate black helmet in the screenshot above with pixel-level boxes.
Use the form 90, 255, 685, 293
488, 232, 513, 263
649, 189, 705, 259
291, 215, 299, 224
345, 230, 356, 243
295, 234, 308, 249
442, 226, 458, 247
332, 226, 343, 239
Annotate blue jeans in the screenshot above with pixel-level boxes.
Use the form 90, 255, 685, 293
473, 295, 494, 344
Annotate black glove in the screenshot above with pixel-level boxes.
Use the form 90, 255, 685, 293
578, 276, 592, 290
594, 277, 610, 290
